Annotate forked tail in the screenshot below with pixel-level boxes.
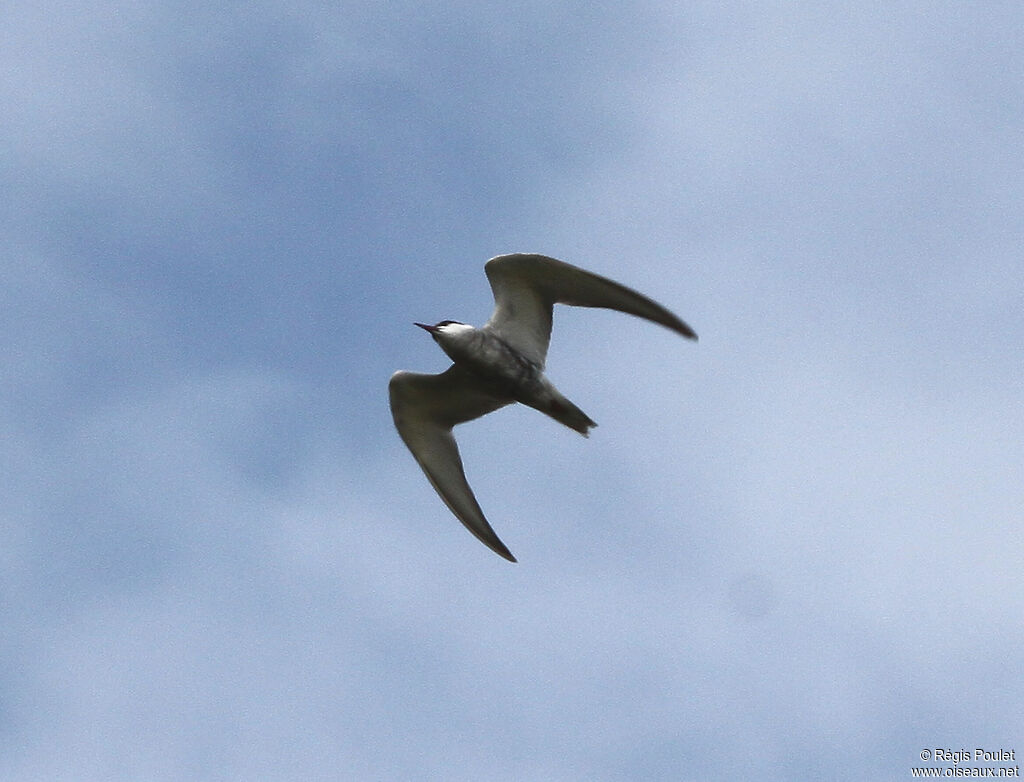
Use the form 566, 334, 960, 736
544, 391, 597, 437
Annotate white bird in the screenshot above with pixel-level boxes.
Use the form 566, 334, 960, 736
389, 254, 697, 562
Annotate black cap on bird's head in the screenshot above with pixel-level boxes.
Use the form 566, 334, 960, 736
414, 320, 461, 338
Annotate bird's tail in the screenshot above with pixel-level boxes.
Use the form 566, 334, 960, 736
541, 389, 597, 437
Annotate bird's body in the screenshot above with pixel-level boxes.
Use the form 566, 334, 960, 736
389, 254, 697, 562
429, 322, 541, 394
419, 321, 597, 436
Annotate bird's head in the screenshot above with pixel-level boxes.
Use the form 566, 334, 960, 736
414, 320, 471, 341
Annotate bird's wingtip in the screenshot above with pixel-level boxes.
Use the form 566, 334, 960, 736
674, 321, 698, 341
487, 540, 517, 562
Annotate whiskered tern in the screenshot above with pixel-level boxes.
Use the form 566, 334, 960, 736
389, 254, 697, 562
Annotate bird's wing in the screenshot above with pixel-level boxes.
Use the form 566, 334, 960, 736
388, 365, 516, 562
483, 253, 697, 366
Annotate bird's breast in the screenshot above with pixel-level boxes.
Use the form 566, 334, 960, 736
441, 332, 541, 391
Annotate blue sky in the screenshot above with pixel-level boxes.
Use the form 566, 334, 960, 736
3, 1, 1022, 779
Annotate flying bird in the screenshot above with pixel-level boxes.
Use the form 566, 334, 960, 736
389, 254, 697, 562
